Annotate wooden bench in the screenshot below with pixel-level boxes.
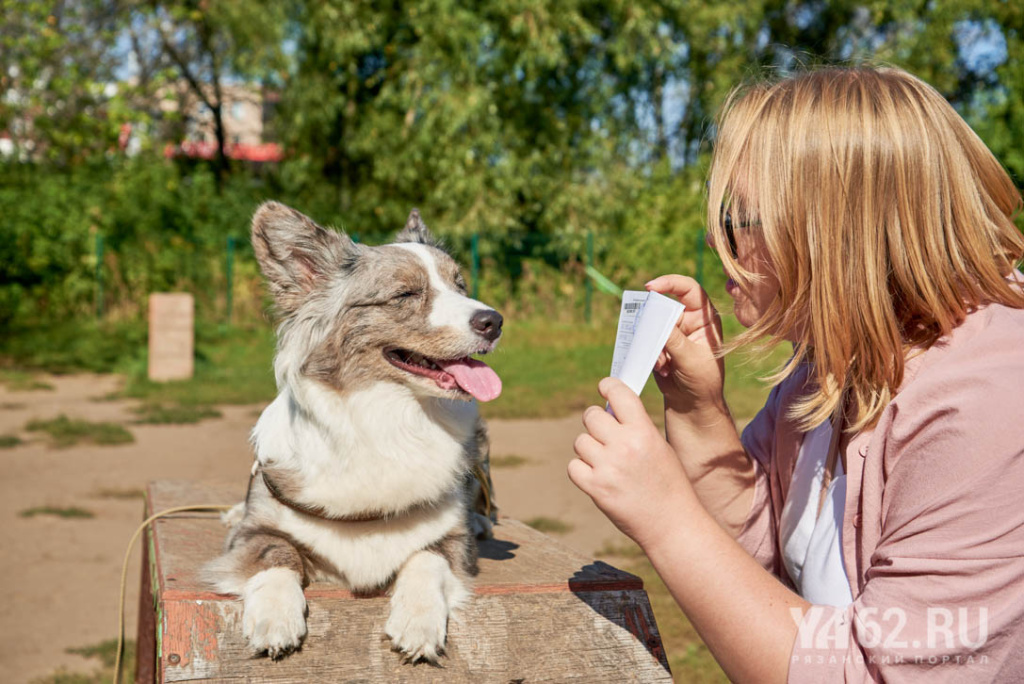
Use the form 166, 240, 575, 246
136, 480, 672, 682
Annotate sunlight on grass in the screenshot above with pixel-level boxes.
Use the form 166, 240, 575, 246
26, 415, 134, 448
133, 403, 222, 425
0, 369, 54, 391
20, 506, 95, 519
490, 454, 531, 469
0, 434, 23, 448
524, 516, 574, 534
481, 312, 787, 423
91, 487, 145, 500
118, 324, 278, 407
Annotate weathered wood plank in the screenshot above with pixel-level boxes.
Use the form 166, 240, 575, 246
143, 480, 672, 683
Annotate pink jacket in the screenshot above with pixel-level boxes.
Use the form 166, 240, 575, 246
736, 302, 1024, 683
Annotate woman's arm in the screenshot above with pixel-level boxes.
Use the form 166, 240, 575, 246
644, 275, 756, 536
570, 379, 808, 683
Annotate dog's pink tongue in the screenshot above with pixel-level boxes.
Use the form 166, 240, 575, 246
437, 358, 502, 402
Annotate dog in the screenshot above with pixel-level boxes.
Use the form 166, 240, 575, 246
204, 201, 502, 663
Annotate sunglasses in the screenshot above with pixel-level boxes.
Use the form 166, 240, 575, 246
721, 209, 759, 259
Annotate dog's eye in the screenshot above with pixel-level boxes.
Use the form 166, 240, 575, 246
393, 289, 422, 301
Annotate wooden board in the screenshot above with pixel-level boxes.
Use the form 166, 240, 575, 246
138, 480, 672, 683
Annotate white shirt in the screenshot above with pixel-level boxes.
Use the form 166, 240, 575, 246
779, 421, 855, 607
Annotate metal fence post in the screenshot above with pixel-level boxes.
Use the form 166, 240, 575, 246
585, 230, 593, 323
471, 233, 480, 300
226, 236, 235, 324
95, 234, 104, 320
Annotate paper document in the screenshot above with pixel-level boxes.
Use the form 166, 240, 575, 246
610, 290, 685, 396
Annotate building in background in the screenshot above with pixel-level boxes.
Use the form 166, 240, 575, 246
160, 82, 282, 163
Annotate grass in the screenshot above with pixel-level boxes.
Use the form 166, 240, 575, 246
0, 434, 23, 448
479, 311, 789, 422
490, 454, 531, 469
91, 487, 145, 500
524, 516, 574, 534
20, 506, 95, 519
116, 323, 278, 407
0, 368, 54, 391
132, 403, 222, 424
32, 638, 136, 684
26, 415, 134, 448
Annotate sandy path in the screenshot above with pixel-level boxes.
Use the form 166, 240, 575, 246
0, 374, 627, 683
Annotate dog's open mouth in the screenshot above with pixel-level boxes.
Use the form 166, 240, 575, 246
384, 348, 502, 402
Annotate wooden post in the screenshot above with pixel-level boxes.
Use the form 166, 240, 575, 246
148, 294, 194, 382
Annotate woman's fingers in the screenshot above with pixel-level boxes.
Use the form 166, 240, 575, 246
567, 457, 594, 491
645, 274, 707, 310
581, 405, 618, 443
573, 432, 602, 465
646, 274, 722, 343
598, 378, 648, 425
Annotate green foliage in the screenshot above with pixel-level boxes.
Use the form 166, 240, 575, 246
26, 415, 134, 447
20, 506, 95, 519
0, 434, 23, 448
0, 1, 127, 166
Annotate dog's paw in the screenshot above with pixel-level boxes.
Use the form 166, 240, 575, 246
385, 586, 449, 664
242, 568, 308, 660
469, 511, 493, 540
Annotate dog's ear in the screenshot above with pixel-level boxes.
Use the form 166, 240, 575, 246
394, 208, 436, 245
251, 201, 359, 313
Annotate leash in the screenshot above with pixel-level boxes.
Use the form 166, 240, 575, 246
113, 504, 236, 684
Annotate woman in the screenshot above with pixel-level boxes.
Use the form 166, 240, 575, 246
570, 66, 1024, 682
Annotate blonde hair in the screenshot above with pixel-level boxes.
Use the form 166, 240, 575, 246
707, 66, 1024, 432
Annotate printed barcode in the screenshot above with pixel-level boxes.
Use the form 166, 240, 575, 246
624, 303, 641, 311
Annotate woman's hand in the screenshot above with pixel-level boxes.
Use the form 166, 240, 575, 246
569, 377, 695, 552
646, 275, 728, 417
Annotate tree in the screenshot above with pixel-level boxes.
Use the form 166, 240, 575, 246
118, 0, 288, 185
0, 0, 127, 165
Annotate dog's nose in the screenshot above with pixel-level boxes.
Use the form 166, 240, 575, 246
471, 310, 503, 341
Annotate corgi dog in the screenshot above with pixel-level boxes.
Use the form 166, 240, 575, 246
205, 202, 502, 663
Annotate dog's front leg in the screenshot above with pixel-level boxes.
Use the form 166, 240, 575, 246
230, 533, 309, 659
385, 548, 469, 663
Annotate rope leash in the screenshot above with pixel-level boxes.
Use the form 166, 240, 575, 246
114, 504, 235, 684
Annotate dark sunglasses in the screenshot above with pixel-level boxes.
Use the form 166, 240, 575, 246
721, 209, 759, 259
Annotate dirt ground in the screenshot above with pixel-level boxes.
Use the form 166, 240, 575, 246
0, 374, 631, 683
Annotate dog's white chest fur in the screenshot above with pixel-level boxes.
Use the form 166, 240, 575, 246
251, 378, 477, 588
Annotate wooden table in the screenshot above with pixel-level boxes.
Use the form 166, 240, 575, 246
137, 480, 672, 683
